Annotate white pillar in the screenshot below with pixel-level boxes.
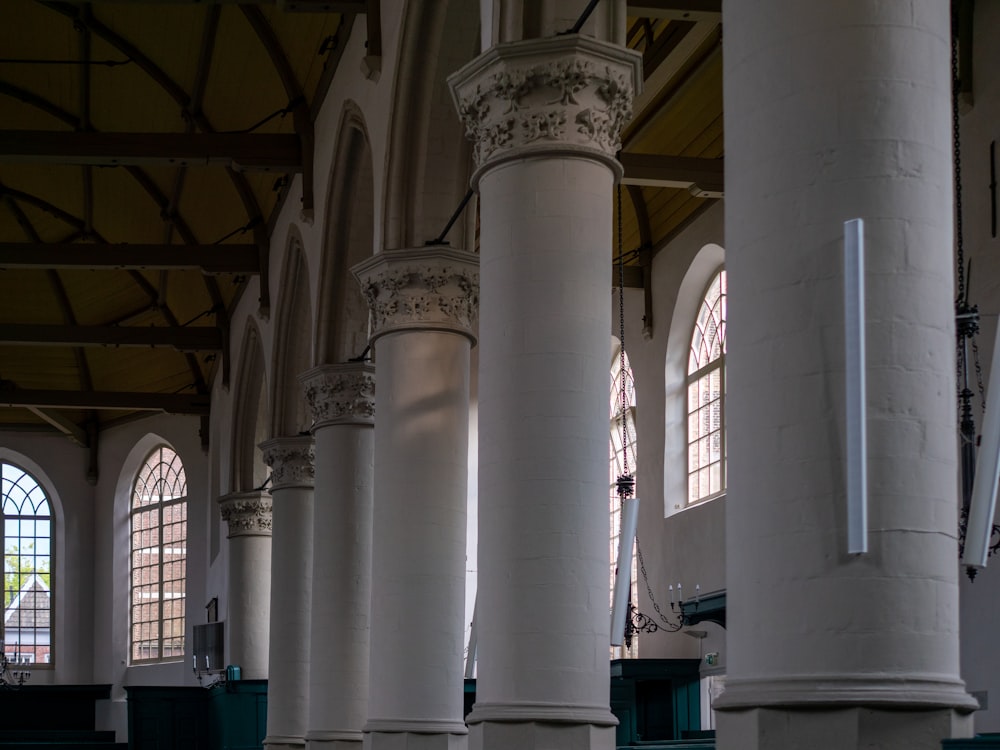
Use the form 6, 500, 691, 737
715, 2, 976, 747
449, 36, 641, 750
352, 246, 478, 750
261, 436, 316, 750
300, 363, 376, 750
218, 490, 272, 680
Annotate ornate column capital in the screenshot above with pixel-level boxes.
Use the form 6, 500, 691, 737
259, 435, 315, 491
218, 490, 273, 537
352, 246, 479, 343
299, 363, 376, 429
448, 35, 642, 181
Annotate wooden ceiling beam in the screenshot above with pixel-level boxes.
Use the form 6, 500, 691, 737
52, 0, 367, 8
627, 0, 721, 22
0, 389, 210, 415
279, 1, 367, 12
26, 407, 88, 446
619, 153, 724, 195
0, 323, 223, 351
0, 131, 301, 171
0, 242, 260, 274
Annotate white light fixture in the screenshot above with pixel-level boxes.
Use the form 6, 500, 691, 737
963, 321, 1000, 570
844, 218, 868, 555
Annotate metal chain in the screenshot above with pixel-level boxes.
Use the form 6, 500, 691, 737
974, 338, 986, 411
635, 536, 682, 630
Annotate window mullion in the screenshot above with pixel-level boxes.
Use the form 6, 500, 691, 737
157, 497, 164, 661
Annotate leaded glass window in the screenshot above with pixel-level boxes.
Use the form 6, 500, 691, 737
610, 341, 638, 658
3, 462, 53, 666
130, 445, 187, 663
687, 269, 727, 504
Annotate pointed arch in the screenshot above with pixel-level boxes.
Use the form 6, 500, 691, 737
232, 318, 270, 491
270, 224, 313, 436
317, 102, 376, 365
382, 1, 480, 250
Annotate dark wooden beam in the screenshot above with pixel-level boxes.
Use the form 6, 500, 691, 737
0, 131, 301, 171
54, 0, 367, 8
0, 389, 210, 415
619, 153, 724, 195
0, 323, 222, 351
0, 242, 260, 274
279, 1, 367, 12
627, 0, 721, 21
27, 406, 88, 446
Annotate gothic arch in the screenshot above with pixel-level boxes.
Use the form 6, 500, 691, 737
382, 1, 479, 251
317, 102, 376, 364
270, 225, 313, 436
231, 318, 270, 492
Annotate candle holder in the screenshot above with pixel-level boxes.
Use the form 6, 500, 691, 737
622, 581, 702, 650
0, 641, 31, 688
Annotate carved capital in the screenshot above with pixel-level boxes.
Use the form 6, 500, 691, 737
218, 490, 273, 537
299, 363, 376, 429
352, 246, 479, 343
449, 35, 642, 177
259, 435, 315, 491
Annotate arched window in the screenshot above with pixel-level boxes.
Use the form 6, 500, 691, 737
130, 445, 187, 664
610, 340, 638, 658
687, 269, 727, 505
2, 462, 53, 666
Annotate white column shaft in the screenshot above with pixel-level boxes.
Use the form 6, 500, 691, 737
228, 535, 271, 680
718, 0, 976, 736
308, 423, 374, 745
267, 484, 314, 746
475, 155, 613, 715
368, 329, 470, 729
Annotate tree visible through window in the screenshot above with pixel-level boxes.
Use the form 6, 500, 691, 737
687, 269, 727, 504
610, 340, 638, 658
2, 462, 53, 666
130, 445, 187, 663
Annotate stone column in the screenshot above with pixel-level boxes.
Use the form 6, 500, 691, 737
218, 490, 272, 680
260, 436, 316, 750
449, 35, 641, 750
352, 246, 478, 750
714, 2, 976, 748
299, 363, 376, 750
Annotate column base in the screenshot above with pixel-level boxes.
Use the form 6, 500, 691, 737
307, 730, 363, 750
714, 674, 980, 711
468, 715, 615, 750
716, 706, 974, 750
264, 736, 306, 750
363, 731, 467, 750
